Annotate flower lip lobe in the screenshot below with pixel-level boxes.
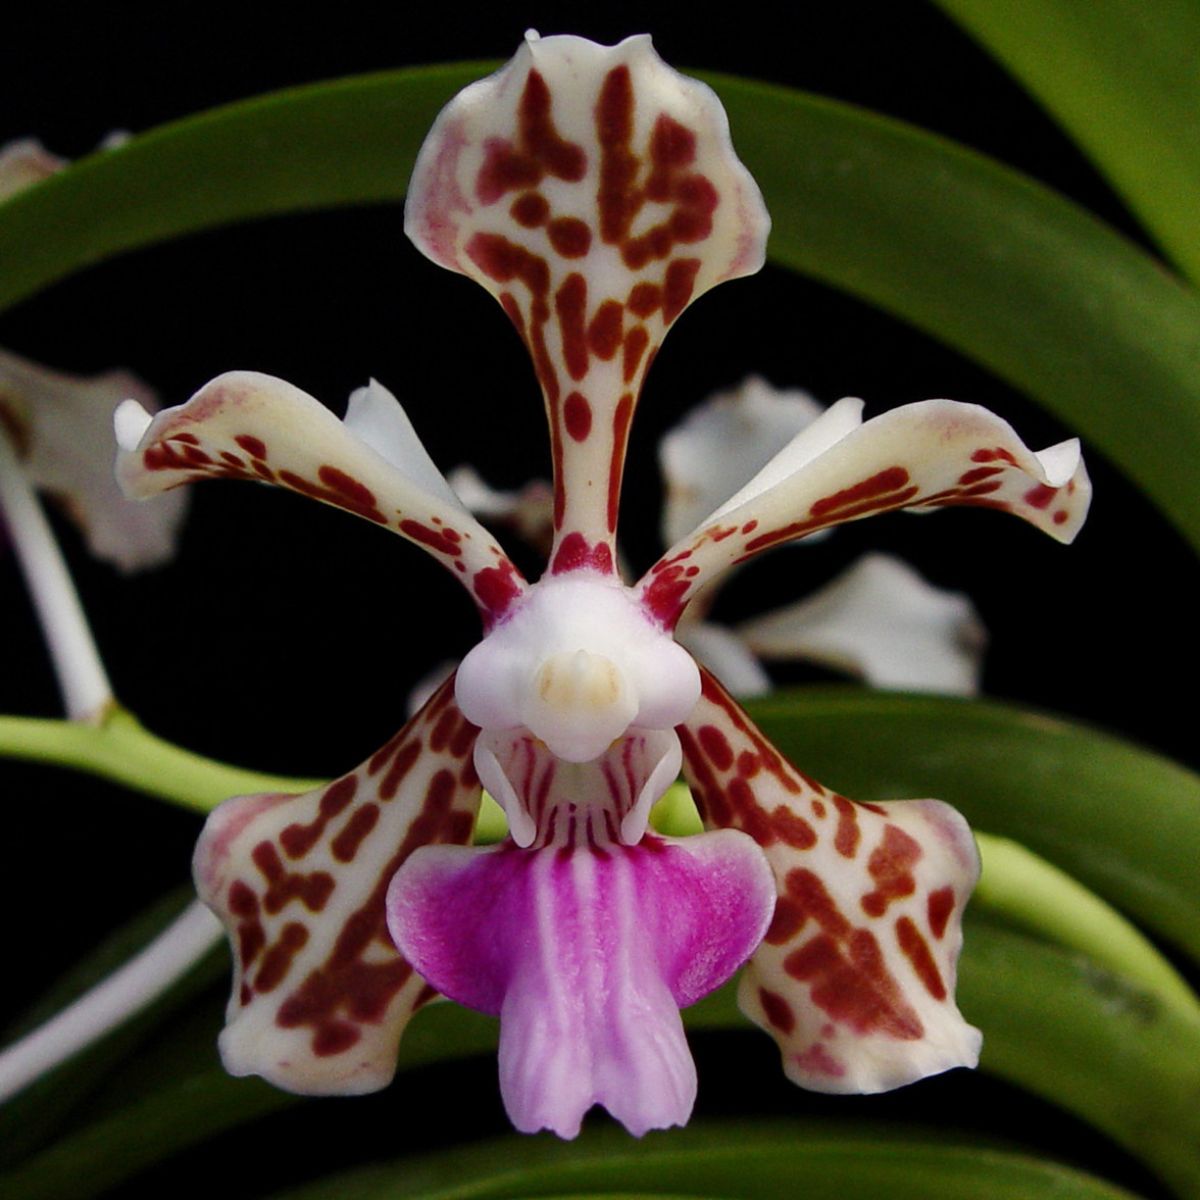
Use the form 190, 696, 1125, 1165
387, 824, 777, 1137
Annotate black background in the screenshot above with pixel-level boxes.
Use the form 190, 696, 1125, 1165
0, 3, 1193, 1197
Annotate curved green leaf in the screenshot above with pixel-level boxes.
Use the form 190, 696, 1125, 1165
701, 70, 1200, 553
265, 1122, 1143, 1200
972, 834, 1197, 1021
4, 921, 1195, 1198
0, 63, 489, 308
934, 0, 1200, 282
1, 67, 1199, 549
747, 688, 1200, 963
955, 921, 1200, 1197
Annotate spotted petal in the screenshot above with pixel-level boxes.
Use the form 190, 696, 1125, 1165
0, 347, 185, 571
639, 398, 1091, 628
736, 553, 986, 695
115, 371, 529, 624
406, 32, 769, 569
193, 677, 480, 1094
678, 669, 981, 1093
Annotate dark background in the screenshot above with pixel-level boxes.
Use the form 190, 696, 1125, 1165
0, 3, 1193, 1196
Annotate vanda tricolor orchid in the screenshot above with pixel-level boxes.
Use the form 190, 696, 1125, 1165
114, 33, 1090, 1138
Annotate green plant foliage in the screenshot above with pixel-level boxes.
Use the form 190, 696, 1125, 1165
264, 1121, 1143, 1200
935, 0, 1200, 281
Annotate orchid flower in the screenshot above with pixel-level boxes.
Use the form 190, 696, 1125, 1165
0, 138, 185, 574
114, 33, 1090, 1138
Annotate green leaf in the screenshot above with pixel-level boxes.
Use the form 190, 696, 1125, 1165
0, 63, 489, 310
955, 919, 1200, 1198
700, 70, 1200, 554
2, 67, 1200, 549
746, 688, 1200, 963
972, 834, 1198, 1021
4, 921, 1196, 1199
934, 0, 1200, 282
263, 1122, 1143, 1200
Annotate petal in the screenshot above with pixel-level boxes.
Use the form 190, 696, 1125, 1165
406, 32, 769, 566
193, 677, 480, 1095
446, 465, 556, 559
115, 370, 529, 624
0, 347, 186, 572
736, 553, 986, 695
0, 137, 65, 200
638, 399, 1091, 628
678, 669, 982, 1094
387, 828, 775, 1137
660, 375, 825, 547
675, 619, 773, 696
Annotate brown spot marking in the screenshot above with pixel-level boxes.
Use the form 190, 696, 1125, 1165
628, 282, 661, 317
861, 824, 922, 918
476, 69, 586, 203
622, 326, 649, 384
252, 841, 334, 914
555, 272, 589, 381
511, 192, 549, 227
662, 257, 701, 323
331, 804, 380, 863
274, 766, 476, 1056
832, 795, 861, 858
777, 868, 922, 1038
280, 776, 358, 858
254, 922, 309, 994
607, 393, 634, 532
586, 300, 623, 360
765, 896, 805, 945
794, 1043, 846, 1078
563, 391, 592, 442
697, 723, 734, 771
548, 216, 591, 258
758, 987, 796, 1034
927, 886, 955, 939
896, 915, 946, 999
235, 434, 267, 460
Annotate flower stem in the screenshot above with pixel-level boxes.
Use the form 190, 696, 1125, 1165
0, 706, 320, 812
0, 901, 222, 1103
0, 425, 113, 721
